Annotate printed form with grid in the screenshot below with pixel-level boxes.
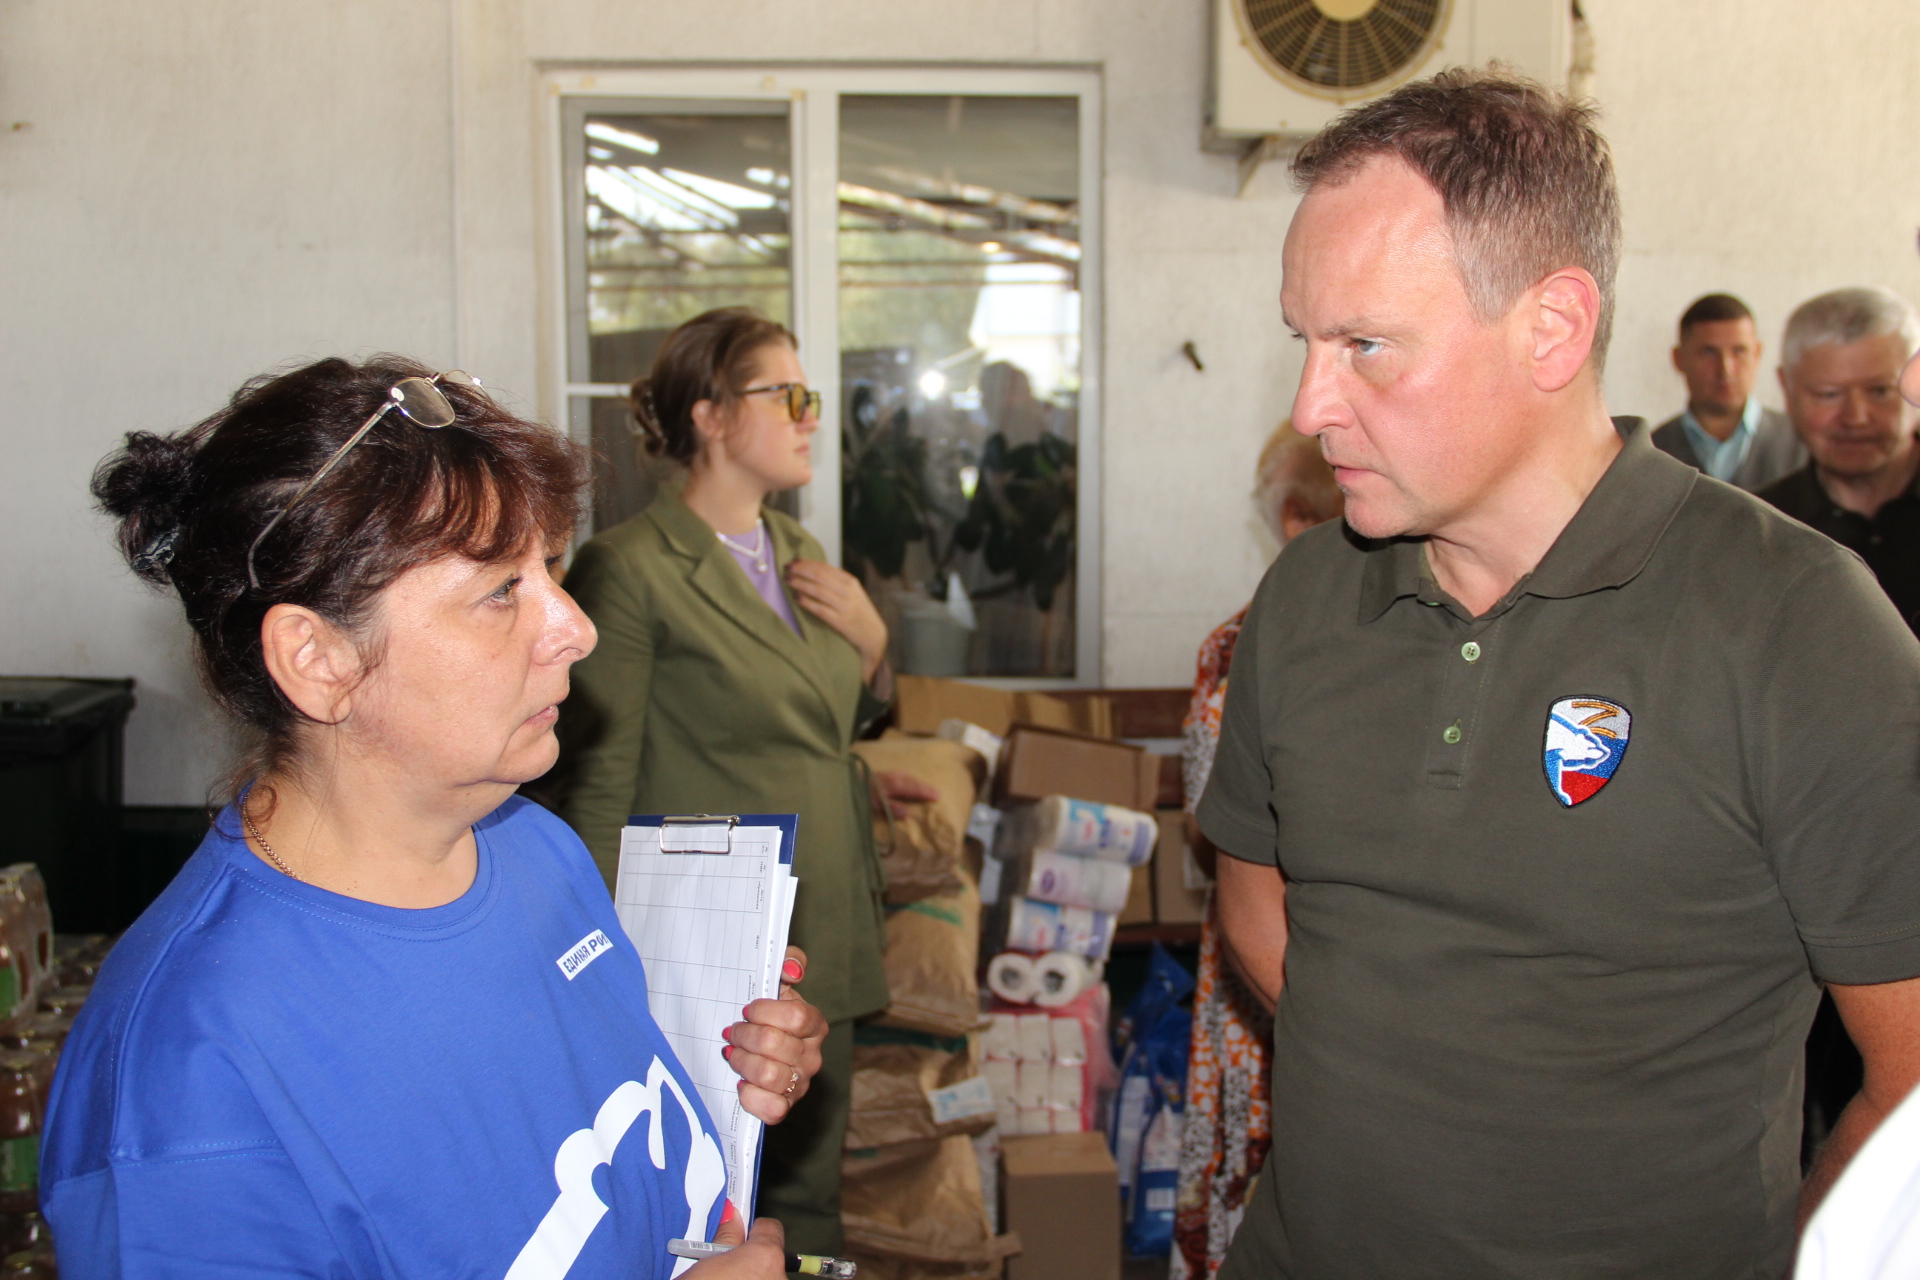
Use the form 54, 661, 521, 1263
614, 815, 798, 1220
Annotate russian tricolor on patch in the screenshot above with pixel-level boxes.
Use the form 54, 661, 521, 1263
1542, 697, 1631, 807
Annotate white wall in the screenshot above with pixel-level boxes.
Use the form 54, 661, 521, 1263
1594, 0, 1920, 423
4, 0, 1916, 804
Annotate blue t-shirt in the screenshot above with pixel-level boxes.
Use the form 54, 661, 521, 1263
43, 795, 726, 1279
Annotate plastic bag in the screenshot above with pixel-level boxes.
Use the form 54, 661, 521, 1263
1110, 944, 1194, 1258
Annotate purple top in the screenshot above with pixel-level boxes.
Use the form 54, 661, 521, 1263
720, 521, 802, 635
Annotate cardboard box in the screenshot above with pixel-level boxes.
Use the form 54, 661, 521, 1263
1118, 862, 1154, 926
896, 675, 1022, 737
1003, 1131, 1120, 1280
996, 724, 1155, 811
895, 675, 1113, 740
1155, 753, 1185, 808
1153, 807, 1209, 925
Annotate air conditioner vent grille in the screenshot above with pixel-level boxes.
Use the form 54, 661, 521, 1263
1240, 0, 1447, 95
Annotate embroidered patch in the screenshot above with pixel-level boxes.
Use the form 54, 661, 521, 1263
1543, 697, 1631, 807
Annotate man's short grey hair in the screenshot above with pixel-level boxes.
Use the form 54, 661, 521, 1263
1782, 287, 1920, 372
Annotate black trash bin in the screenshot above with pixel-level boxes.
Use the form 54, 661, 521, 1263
0, 678, 136, 933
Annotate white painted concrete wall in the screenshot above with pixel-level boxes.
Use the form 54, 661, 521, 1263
4, 0, 1916, 803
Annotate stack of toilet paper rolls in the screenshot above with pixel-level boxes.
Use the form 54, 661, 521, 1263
979, 1010, 1090, 1135
997, 795, 1158, 962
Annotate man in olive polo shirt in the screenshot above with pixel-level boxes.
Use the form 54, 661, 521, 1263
1202, 70, 1920, 1280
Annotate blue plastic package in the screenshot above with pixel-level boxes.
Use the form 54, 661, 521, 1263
1111, 944, 1195, 1257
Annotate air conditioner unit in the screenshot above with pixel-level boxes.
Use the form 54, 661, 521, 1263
1211, 0, 1570, 156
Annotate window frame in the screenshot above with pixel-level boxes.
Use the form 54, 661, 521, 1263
541, 65, 1104, 687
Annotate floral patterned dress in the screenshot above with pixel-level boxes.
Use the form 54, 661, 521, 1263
1171, 606, 1274, 1279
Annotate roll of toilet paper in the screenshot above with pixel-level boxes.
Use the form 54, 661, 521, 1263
1024, 849, 1134, 914
1016, 1013, 1055, 1062
1004, 897, 1116, 962
1026, 795, 1158, 866
980, 1013, 1021, 1061
986, 951, 1040, 1004
1032, 951, 1094, 1008
1050, 1015, 1088, 1066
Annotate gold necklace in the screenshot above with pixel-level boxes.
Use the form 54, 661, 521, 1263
242, 793, 301, 882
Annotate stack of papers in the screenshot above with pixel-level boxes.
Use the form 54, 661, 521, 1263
614, 815, 798, 1220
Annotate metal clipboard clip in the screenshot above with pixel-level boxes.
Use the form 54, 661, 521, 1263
658, 814, 740, 854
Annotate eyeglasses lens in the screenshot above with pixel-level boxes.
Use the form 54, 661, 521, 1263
391, 378, 457, 429
785, 385, 822, 422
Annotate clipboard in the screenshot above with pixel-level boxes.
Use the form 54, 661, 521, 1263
614, 814, 799, 1221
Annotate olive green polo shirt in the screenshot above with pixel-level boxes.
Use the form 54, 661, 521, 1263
1200, 421, 1920, 1280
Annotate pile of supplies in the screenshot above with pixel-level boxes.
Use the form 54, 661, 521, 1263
0, 864, 107, 1279
841, 733, 1018, 1280
845, 676, 1200, 1278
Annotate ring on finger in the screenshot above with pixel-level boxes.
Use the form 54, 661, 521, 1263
783, 1067, 801, 1098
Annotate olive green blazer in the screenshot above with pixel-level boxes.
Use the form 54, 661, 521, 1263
555, 490, 890, 1024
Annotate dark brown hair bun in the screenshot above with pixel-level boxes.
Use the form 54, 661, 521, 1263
629, 306, 797, 464
91, 354, 587, 796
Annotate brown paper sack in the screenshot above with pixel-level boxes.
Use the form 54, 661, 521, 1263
842, 1135, 1023, 1272
847, 1036, 994, 1150
853, 735, 983, 905
872, 879, 980, 1039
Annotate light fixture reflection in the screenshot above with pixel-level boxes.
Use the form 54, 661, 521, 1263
918, 370, 947, 398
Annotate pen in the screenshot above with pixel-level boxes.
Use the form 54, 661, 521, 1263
667, 1237, 858, 1277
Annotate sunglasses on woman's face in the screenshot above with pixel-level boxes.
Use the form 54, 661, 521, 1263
742, 381, 822, 424
245, 370, 480, 591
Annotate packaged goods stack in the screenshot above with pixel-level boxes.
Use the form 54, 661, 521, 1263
842, 735, 1021, 1280
0, 864, 103, 1278
979, 795, 1154, 1141
868, 679, 1202, 1279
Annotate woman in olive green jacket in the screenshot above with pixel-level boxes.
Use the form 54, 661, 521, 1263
556, 308, 922, 1256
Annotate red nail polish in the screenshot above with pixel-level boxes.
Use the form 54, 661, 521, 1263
782, 958, 803, 982
721, 1200, 738, 1225
743, 1004, 753, 1019
721, 1024, 732, 1042
722, 1045, 733, 1061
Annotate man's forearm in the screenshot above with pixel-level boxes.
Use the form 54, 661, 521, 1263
1806, 976, 1920, 1231
1800, 1085, 1896, 1229
1214, 853, 1287, 1014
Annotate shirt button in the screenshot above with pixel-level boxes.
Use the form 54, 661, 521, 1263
1443, 722, 1463, 745
1461, 641, 1481, 663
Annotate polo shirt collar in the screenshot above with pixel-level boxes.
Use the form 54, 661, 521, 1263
1358, 418, 1696, 623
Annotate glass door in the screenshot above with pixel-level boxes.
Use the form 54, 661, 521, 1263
565, 100, 793, 531
554, 69, 1100, 682
838, 94, 1082, 678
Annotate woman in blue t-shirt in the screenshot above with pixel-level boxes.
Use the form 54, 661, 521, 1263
44, 356, 825, 1279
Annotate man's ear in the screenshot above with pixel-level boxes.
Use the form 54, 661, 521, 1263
1527, 267, 1602, 394
259, 604, 362, 727
1670, 345, 1685, 375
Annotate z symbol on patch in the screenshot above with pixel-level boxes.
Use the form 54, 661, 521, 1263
1543, 697, 1631, 808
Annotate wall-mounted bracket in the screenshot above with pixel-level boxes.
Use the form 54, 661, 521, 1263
1200, 124, 1304, 198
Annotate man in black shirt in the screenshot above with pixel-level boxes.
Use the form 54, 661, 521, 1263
1761, 287, 1920, 632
